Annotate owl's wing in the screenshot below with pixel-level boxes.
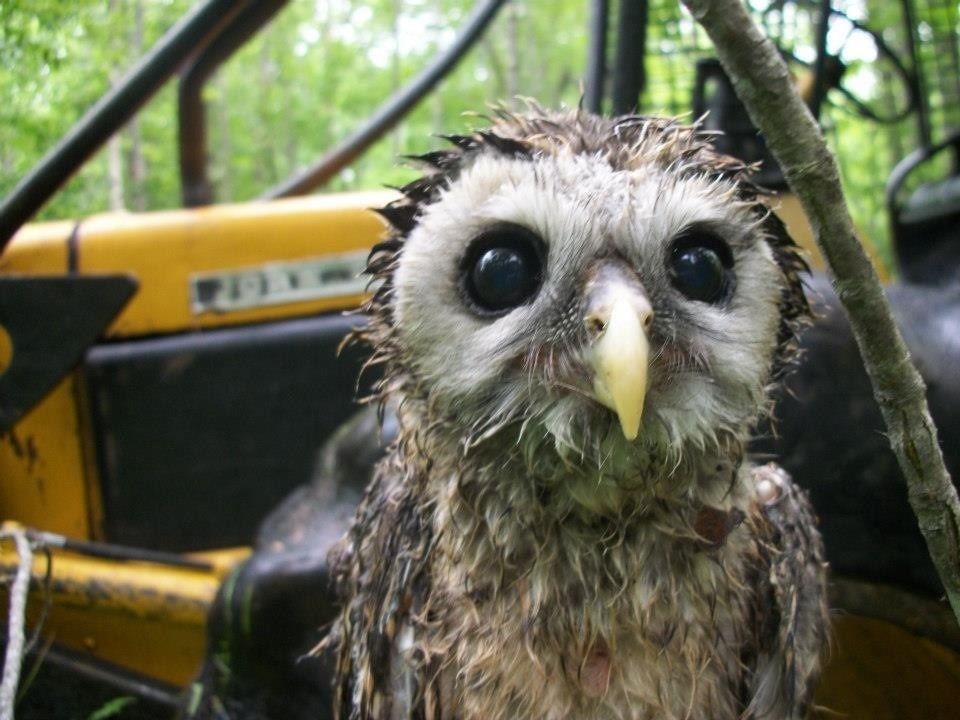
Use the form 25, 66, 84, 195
326, 445, 436, 720
745, 464, 829, 720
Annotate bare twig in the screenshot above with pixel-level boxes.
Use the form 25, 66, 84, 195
680, 0, 960, 622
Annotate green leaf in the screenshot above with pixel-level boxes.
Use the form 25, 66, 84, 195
86, 696, 136, 720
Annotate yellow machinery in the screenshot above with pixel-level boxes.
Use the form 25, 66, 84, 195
0, 191, 391, 692
1, 0, 958, 718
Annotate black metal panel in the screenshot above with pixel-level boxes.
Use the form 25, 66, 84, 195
0, 274, 138, 431
85, 313, 373, 551
753, 274, 960, 596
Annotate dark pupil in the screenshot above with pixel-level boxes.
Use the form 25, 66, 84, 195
470, 246, 539, 312
670, 246, 726, 303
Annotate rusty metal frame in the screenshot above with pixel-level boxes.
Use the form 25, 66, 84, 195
179, 0, 290, 207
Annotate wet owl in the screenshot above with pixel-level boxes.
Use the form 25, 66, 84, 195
327, 108, 828, 720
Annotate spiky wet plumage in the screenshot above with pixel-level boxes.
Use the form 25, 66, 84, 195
327, 108, 827, 720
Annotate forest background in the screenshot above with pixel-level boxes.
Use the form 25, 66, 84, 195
2, 0, 960, 271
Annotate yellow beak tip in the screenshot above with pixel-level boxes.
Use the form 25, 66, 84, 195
620, 417, 640, 441
589, 294, 650, 443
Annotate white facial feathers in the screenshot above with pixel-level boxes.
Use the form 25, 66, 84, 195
392, 142, 787, 462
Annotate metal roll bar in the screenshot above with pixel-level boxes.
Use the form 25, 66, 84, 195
0, 0, 253, 249
261, 0, 510, 199
179, 1, 289, 207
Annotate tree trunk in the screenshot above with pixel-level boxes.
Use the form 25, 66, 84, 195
255, 33, 279, 188
482, 34, 508, 98
213, 73, 233, 202
106, 0, 124, 211
106, 127, 125, 211
126, 0, 147, 211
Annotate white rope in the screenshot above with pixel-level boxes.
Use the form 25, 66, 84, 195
1, 528, 33, 720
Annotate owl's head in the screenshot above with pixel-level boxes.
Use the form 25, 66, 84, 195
362, 109, 807, 475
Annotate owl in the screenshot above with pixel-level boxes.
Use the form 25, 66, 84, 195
327, 108, 828, 720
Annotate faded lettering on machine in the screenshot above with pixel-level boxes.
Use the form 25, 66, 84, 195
190, 251, 370, 314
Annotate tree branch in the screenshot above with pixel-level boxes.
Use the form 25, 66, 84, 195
680, 0, 960, 622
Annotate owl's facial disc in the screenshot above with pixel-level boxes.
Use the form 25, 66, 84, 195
583, 259, 654, 441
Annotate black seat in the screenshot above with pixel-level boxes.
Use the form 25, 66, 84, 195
887, 131, 960, 284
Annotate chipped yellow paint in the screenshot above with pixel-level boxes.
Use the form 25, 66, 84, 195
0, 193, 394, 541
0, 375, 92, 539
0, 535, 247, 686
1, 221, 100, 539
188, 546, 253, 577
0, 194, 395, 689
0, 219, 73, 274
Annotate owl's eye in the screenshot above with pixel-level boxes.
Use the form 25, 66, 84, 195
668, 231, 733, 304
461, 224, 545, 315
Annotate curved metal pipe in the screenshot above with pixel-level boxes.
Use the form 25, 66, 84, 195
584, 0, 610, 115
611, 0, 648, 116
0, 0, 251, 250
885, 129, 960, 260
179, 0, 289, 207
262, 0, 510, 200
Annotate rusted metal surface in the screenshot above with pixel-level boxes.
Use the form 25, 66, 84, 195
179, 0, 289, 207
0, 529, 248, 686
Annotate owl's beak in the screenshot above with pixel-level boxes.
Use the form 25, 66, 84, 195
585, 272, 653, 441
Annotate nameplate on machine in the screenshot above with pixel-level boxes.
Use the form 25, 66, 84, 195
190, 251, 370, 313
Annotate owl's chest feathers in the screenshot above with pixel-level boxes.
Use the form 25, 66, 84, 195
410, 458, 759, 720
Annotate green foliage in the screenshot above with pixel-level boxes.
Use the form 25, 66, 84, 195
85, 696, 136, 720
2, 0, 959, 271
0, 0, 593, 218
